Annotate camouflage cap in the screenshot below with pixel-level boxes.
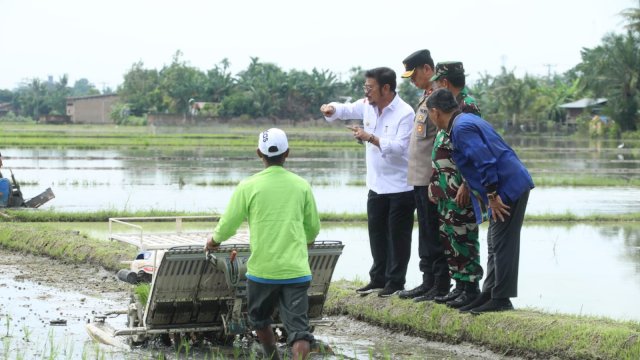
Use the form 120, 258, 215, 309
430, 61, 465, 82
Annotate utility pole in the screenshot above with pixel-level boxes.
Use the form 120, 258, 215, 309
543, 63, 556, 79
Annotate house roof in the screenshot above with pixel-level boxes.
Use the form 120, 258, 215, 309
66, 93, 118, 101
559, 98, 607, 109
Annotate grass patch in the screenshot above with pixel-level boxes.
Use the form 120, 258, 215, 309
1, 209, 639, 223
0, 123, 359, 149
325, 281, 640, 360
0, 223, 135, 271
0, 209, 213, 222
527, 212, 640, 222
533, 175, 640, 187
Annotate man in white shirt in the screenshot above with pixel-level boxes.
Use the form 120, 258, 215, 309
320, 67, 416, 297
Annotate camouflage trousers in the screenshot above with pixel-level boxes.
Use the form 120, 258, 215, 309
438, 199, 483, 283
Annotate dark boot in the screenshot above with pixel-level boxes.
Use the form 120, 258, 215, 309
398, 274, 433, 299
423, 274, 435, 290
458, 291, 490, 313
413, 276, 451, 303
470, 298, 514, 314
434, 281, 463, 304
398, 284, 428, 299
447, 281, 480, 309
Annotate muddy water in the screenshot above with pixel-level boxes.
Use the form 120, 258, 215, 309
0, 250, 515, 360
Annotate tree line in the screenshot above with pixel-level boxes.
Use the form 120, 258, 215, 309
1, 5, 638, 133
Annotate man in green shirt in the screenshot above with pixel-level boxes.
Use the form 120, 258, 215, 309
205, 128, 320, 360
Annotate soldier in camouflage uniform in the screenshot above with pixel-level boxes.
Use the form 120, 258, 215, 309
427, 62, 484, 309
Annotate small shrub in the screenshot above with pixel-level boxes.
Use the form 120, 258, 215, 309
0, 111, 35, 123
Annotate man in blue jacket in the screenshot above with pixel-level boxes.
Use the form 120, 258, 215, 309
425, 88, 534, 314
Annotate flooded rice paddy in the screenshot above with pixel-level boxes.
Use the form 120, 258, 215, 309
1, 139, 639, 358
4, 144, 640, 215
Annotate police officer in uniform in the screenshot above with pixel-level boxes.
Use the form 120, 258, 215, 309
397, 50, 451, 302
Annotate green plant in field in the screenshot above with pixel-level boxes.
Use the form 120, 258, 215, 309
63, 338, 75, 360
2, 336, 11, 360
3, 315, 10, 337
232, 343, 241, 359
21, 325, 30, 343
45, 329, 60, 360
175, 335, 191, 358
135, 283, 151, 307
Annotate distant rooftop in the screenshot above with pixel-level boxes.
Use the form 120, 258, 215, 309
559, 98, 607, 109
66, 93, 118, 101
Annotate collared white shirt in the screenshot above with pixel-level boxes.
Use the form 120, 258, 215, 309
325, 94, 414, 194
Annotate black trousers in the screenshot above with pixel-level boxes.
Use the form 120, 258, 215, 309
367, 189, 415, 288
414, 186, 449, 286
483, 190, 530, 299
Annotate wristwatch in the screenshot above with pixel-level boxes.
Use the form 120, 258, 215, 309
487, 191, 497, 201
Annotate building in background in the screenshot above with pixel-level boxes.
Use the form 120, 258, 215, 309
66, 94, 119, 124
559, 98, 608, 128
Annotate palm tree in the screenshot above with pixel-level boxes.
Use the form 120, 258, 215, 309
577, 32, 640, 131
490, 68, 537, 130
621, 1, 640, 33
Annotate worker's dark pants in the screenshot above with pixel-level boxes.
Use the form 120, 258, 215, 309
367, 190, 415, 289
482, 190, 530, 299
414, 186, 449, 286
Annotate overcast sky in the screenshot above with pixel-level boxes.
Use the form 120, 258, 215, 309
0, 0, 635, 91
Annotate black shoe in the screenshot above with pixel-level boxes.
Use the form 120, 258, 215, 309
355, 282, 384, 295
470, 298, 514, 314
446, 291, 479, 308
458, 291, 490, 312
397, 284, 428, 299
378, 285, 404, 298
433, 285, 464, 304
413, 285, 449, 303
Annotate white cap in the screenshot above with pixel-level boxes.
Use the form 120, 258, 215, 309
258, 128, 288, 157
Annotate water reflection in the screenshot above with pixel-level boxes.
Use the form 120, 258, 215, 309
321, 223, 640, 321
57, 222, 640, 321
13, 182, 640, 216
4, 148, 640, 215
